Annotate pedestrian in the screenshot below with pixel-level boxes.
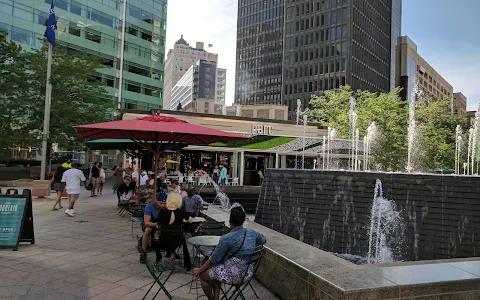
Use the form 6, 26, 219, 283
61, 162, 86, 217
220, 165, 227, 185
139, 171, 148, 189
258, 169, 264, 186
97, 162, 105, 195
113, 162, 125, 192
213, 165, 219, 184
49, 165, 66, 210
62, 159, 72, 169
89, 162, 99, 197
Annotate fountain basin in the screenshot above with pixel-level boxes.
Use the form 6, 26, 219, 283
205, 205, 480, 300
255, 169, 480, 262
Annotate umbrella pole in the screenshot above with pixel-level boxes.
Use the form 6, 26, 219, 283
153, 142, 159, 199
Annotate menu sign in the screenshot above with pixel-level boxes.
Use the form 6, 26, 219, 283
0, 191, 34, 250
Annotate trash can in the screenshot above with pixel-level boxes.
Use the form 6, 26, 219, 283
31, 180, 51, 197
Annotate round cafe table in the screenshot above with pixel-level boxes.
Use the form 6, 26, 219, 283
183, 217, 206, 223
188, 235, 221, 247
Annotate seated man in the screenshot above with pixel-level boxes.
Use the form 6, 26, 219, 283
140, 192, 168, 263
182, 187, 204, 217
117, 175, 136, 205
157, 173, 168, 192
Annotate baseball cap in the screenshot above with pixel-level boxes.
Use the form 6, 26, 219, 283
156, 192, 168, 202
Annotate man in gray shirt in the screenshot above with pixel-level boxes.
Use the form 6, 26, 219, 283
182, 187, 203, 217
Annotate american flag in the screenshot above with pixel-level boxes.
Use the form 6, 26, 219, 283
208, 44, 213, 48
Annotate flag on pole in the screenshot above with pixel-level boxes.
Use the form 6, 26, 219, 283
44, 0, 56, 46
208, 44, 213, 48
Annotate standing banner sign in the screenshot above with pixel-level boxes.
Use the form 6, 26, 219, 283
0, 189, 35, 250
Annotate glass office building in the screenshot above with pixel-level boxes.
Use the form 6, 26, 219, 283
0, 0, 167, 110
235, 0, 401, 119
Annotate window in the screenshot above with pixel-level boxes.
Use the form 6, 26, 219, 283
141, 31, 152, 42
106, 78, 114, 87
85, 30, 101, 43
36, 11, 49, 26
71, 1, 82, 16
11, 27, 31, 45
101, 14, 113, 27
88, 9, 102, 23
13, 3, 33, 21
127, 83, 141, 93
0, 1, 12, 14
56, 0, 68, 11
69, 24, 81, 36
128, 26, 138, 36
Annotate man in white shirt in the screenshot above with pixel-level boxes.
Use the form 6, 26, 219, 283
132, 170, 139, 187
61, 163, 86, 217
139, 171, 149, 189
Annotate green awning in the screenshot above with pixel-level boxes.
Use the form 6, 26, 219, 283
210, 136, 295, 150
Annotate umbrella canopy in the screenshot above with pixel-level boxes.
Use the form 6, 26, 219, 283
75, 114, 246, 196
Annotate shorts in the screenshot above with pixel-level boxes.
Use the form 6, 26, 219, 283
53, 182, 65, 191
91, 177, 98, 188
68, 194, 79, 202
208, 257, 253, 285
141, 223, 157, 234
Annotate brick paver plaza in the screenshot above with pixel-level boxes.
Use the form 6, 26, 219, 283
0, 185, 278, 300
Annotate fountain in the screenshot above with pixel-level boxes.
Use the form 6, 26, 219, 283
349, 97, 357, 170
455, 125, 462, 175
364, 121, 379, 171
367, 179, 404, 264
322, 135, 326, 169
326, 127, 337, 169
211, 181, 231, 210
467, 128, 473, 175
468, 105, 480, 174
302, 114, 307, 169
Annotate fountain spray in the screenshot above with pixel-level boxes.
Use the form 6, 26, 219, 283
349, 98, 357, 171
470, 106, 480, 174
296, 99, 302, 169
455, 125, 462, 175
322, 135, 326, 169
302, 114, 308, 169
467, 128, 473, 175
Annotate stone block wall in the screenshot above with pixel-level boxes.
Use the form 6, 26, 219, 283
255, 169, 480, 261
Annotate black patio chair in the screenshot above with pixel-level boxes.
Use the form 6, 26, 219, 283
221, 245, 265, 300
130, 204, 145, 238
157, 224, 192, 270
140, 246, 176, 300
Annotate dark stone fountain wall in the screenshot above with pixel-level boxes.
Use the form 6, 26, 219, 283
255, 169, 480, 261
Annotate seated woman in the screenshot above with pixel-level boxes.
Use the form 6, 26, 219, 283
116, 175, 136, 205
156, 192, 193, 270
192, 206, 267, 300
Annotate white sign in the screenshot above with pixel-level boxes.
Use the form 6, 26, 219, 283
252, 124, 274, 135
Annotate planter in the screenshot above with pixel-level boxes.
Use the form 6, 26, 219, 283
32, 180, 51, 197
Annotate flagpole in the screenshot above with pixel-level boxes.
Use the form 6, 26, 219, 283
40, 43, 53, 180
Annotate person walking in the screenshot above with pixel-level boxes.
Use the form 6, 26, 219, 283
113, 162, 125, 192
61, 163, 86, 217
220, 165, 227, 185
213, 165, 219, 184
89, 162, 99, 197
258, 169, 264, 186
97, 162, 105, 195
49, 165, 66, 210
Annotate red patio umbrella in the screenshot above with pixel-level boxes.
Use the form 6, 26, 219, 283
74, 113, 246, 197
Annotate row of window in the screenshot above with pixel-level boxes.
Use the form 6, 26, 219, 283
125, 80, 162, 97
286, 42, 347, 66
288, 8, 348, 33
43, 0, 166, 32
287, 0, 347, 17
287, 25, 347, 49
238, 7, 283, 27
285, 76, 347, 95
286, 58, 347, 80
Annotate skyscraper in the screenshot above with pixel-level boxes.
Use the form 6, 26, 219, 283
235, 0, 402, 118
0, 0, 167, 110
163, 36, 218, 110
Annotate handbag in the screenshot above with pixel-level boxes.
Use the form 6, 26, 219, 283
85, 179, 93, 190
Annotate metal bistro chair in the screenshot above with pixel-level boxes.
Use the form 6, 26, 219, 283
130, 204, 145, 238
140, 246, 176, 300
221, 245, 265, 300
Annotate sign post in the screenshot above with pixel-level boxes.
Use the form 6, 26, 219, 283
0, 189, 35, 250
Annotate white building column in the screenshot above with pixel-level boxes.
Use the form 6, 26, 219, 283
239, 151, 245, 186
280, 155, 286, 168
231, 152, 238, 179
275, 152, 279, 168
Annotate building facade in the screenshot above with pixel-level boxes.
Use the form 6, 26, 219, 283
216, 68, 226, 105
170, 60, 223, 114
453, 92, 467, 115
163, 36, 218, 110
0, 0, 167, 110
235, 0, 402, 118
396, 36, 453, 103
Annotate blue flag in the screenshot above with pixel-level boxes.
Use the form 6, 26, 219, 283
44, 0, 56, 46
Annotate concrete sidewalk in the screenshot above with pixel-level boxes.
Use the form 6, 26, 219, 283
0, 185, 278, 300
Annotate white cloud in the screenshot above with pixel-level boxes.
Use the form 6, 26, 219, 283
165, 0, 238, 105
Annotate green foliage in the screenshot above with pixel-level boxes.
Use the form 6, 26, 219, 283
0, 35, 112, 151
306, 86, 408, 171
415, 97, 467, 171
210, 136, 295, 150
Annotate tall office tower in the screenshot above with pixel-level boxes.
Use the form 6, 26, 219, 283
235, 0, 401, 118
163, 36, 218, 110
234, 0, 284, 106
216, 68, 227, 105
0, 0, 167, 110
390, 0, 402, 91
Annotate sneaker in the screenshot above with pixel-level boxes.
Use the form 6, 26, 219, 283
65, 209, 74, 217
70, 209, 75, 215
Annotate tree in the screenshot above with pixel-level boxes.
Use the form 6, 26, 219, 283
305, 86, 408, 171
1, 39, 112, 151
0, 31, 28, 156
414, 97, 467, 171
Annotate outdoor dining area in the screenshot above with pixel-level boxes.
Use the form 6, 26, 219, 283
73, 113, 267, 300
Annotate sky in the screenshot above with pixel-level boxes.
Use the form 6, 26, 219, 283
166, 0, 479, 109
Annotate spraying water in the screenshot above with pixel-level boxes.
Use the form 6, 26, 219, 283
470, 105, 480, 174
302, 114, 308, 169
364, 122, 379, 171
349, 98, 357, 171
326, 127, 337, 169
406, 83, 423, 172
467, 128, 473, 175
354, 129, 359, 171
367, 179, 404, 264
211, 181, 231, 210
455, 125, 463, 175
295, 99, 302, 169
